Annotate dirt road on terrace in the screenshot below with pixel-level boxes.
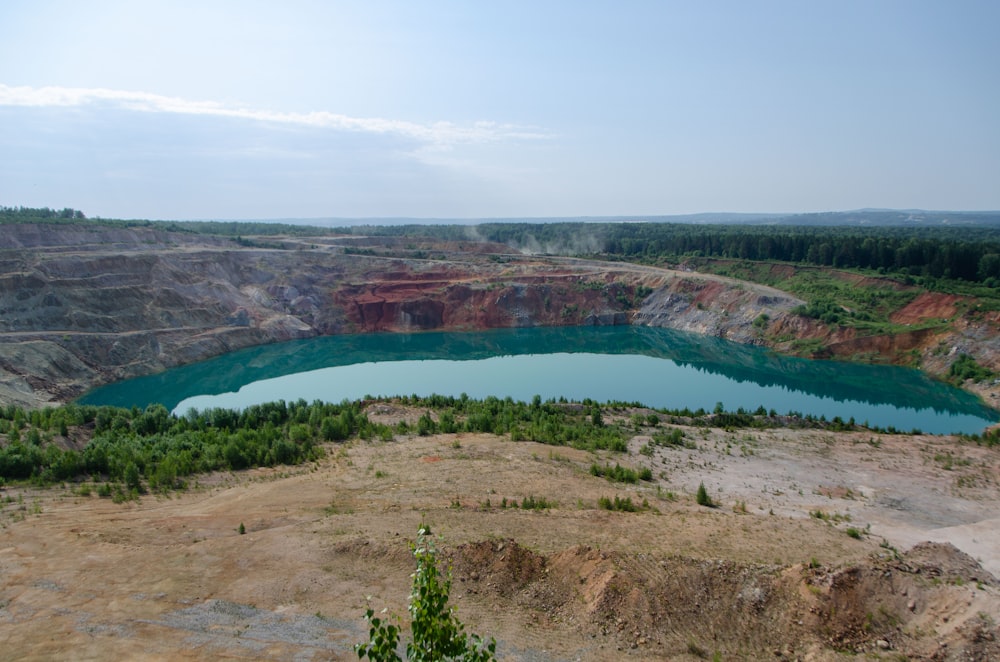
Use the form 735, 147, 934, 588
2, 407, 998, 660
546, 255, 803, 301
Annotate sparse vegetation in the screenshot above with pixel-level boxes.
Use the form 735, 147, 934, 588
494, 495, 554, 511
516, 495, 554, 510
810, 509, 852, 524
0, 393, 907, 500
597, 495, 648, 512
589, 462, 652, 484
651, 427, 694, 448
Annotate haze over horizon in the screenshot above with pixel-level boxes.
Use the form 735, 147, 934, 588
2, 1, 998, 221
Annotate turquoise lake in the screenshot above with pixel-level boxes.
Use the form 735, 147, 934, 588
78, 326, 998, 434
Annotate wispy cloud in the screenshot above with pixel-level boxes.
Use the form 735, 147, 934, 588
0, 84, 548, 148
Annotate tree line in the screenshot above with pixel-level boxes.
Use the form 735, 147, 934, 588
491, 223, 1000, 283
8, 205, 1000, 283
4, 391, 969, 501
1, 205, 86, 220
348, 221, 1000, 285
0, 206, 338, 238
0, 396, 628, 497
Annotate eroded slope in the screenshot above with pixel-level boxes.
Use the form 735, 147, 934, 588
0, 224, 801, 407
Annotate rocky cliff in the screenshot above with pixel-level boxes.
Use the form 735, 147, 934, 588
0, 224, 809, 408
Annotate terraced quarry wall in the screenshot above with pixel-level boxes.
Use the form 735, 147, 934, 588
0, 224, 803, 408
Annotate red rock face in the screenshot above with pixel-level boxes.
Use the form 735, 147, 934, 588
335, 277, 637, 332
821, 328, 939, 360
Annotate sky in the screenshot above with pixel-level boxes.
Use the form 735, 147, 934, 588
1, 1, 998, 220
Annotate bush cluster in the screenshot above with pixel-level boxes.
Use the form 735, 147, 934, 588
0, 400, 362, 490
949, 354, 994, 384
395, 393, 628, 452
589, 462, 653, 483
597, 495, 649, 512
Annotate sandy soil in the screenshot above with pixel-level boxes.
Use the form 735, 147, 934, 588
890, 292, 962, 325
2, 409, 999, 660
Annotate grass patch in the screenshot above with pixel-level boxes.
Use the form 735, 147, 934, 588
809, 509, 852, 523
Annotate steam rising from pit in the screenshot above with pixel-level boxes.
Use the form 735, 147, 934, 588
510, 231, 604, 256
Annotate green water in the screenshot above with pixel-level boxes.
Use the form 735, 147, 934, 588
78, 326, 998, 434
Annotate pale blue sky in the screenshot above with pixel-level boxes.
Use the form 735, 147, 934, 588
1, 1, 997, 220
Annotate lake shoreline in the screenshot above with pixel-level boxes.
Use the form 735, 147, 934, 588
79, 327, 999, 435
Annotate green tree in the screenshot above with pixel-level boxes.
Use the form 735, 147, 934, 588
321, 416, 350, 441
356, 527, 496, 662
978, 253, 1000, 281
416, 412, 436, 436
438, 410, 457, 434
123, 461, 142, 491
696, 482, 714, 507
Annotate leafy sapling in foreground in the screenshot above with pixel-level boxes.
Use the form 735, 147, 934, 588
356, 526, 497, 662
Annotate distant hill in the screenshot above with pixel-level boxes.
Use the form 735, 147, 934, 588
5, 205, 1000, 229
217, 210, 1000, 228
756, 210, 1000, 227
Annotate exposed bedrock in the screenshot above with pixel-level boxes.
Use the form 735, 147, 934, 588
634, 277, 803, 343
0, 224, 813, 408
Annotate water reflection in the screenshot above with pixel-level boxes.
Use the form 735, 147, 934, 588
78, 326, 998, 433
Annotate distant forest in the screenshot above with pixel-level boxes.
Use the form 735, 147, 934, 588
349, 221, 1000, 285
0, 206, 336, 238
1, 205, 87, 220
5, 205, 1000, 284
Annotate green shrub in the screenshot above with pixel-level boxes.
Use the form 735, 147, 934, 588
416, 412, 436, 436
598, 495, 639, 512
652, 427, 692, 448
949, 354, 993, 383
590, 462, 645, 484
696, 482, 714, 507
517, 495, 553, 510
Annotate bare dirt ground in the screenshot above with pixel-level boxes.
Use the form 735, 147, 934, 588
2, 407, 999, 660
890, 293, 962, 326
